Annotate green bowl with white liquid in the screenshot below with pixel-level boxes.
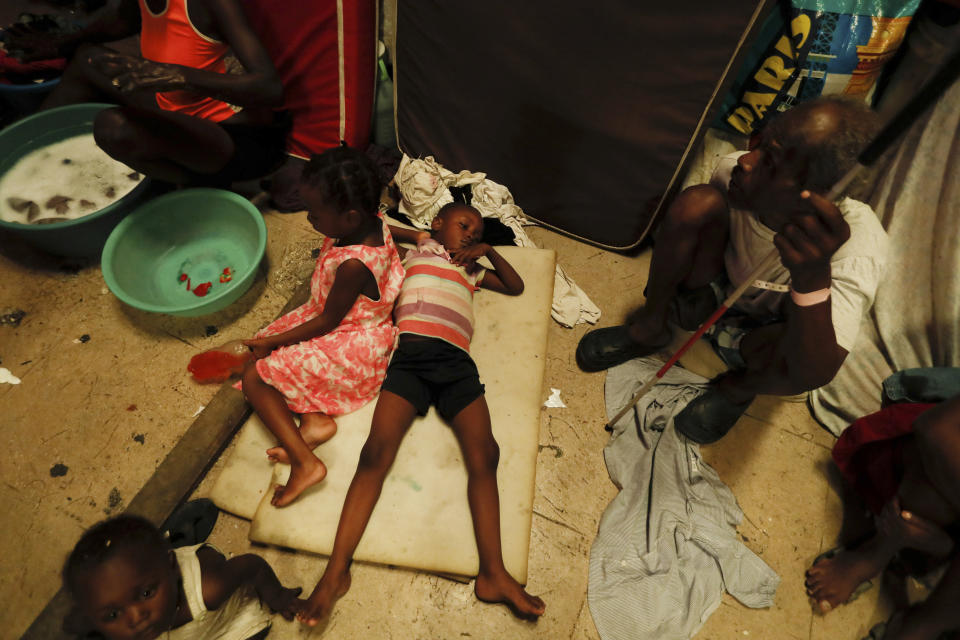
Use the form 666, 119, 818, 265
102, 188, 266, 316
0, 103, 153, 258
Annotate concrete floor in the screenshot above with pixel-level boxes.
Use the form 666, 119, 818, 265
1, 197, 895, 639
0, 0, 899, 634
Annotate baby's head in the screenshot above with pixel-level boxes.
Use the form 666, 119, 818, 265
431, 203, 484, 252
64, 515, 179, 640
300, 146, 382, 238
729, 95, 881, 215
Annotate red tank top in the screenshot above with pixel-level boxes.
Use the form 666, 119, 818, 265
139, 0, 238, 122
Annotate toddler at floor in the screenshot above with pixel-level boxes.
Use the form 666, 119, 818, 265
295, 203, 546, 625
237, 146, 405, 507
63, 515, 301, 639
806, 393, 960, 640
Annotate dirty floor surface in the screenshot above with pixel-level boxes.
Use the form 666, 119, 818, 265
1, 194, 895, 639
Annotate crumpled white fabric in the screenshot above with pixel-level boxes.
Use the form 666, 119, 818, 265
588, 357, 779, 640
395, 154, 601, 327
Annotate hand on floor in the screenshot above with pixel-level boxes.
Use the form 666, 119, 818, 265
262, 585, 303, 621
878, 497, 954, 558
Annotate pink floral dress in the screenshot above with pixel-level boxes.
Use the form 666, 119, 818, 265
245, 216, 404, 415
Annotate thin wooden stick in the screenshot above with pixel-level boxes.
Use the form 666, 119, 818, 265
605, 250, 780, 432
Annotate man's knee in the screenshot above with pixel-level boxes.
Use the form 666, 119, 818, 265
664, 184, 728, 231
94, 107, 139, 159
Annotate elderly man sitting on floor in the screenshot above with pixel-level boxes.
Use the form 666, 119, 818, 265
577, 96, 887, 444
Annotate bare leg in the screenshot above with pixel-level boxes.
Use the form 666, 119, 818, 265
709, 324, 795, 403
93, 106, 236, 183
806, 437, 958, 613
884, 553, 960, 640
267, 413, 338, 463
298, 391, 418, 626
241, 362, 326, 507
628, 184, 729, 345
913, 394, 960, 515
41, 44, 238, 184
449, 396, 546, 619
879, 396, 960, 638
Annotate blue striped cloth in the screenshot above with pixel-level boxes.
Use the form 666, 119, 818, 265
589, 358, 779, 639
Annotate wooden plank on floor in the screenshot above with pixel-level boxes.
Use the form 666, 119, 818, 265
21, 279, 311, 640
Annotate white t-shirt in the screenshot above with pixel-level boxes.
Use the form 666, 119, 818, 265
711, 152, 888, 352
166, 544, 271, 640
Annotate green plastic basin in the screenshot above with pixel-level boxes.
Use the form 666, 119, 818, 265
0, 102, 152, 258
102, 188, 266, 317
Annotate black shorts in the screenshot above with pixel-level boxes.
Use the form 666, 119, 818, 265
214, 110, 291, 182
381, 337, 485, 421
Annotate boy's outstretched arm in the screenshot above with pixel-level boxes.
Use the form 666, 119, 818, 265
453, 245, 524, 296
388, 224, 430, 245
196, 546, 303, 620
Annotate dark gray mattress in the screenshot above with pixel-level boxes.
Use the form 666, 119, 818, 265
394, 1, 768, 249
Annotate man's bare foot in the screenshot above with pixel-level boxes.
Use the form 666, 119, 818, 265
271, 458, 327, 507
296, 568, 352, 626
805, 542, 886, 613
267, 414, 337, 463
475, 570, 546, 619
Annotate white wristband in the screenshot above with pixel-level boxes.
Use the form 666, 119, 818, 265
790, 287, 831, 307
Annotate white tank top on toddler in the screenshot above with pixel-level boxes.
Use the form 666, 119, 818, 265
164, 544, 271, 640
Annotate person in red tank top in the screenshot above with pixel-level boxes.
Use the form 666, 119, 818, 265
9, 0, 286, 186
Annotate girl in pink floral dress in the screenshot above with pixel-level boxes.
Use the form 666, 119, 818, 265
239, 147, 404, 507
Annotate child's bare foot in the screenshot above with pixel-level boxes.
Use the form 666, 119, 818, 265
271, 458, 327, 507
805, 543, 885, 613
267, 414, 337, 463
296, 568, 352, 626
475, 570, 546, 619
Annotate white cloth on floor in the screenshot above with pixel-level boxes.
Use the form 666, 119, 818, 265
588, 358, 779, 640
395, 154, 601, 327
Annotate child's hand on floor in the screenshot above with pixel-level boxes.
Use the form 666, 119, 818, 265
244, 337, 276, 360
261, 584, 304, 621
450, 243, 491, 269
877, 496, 954, 558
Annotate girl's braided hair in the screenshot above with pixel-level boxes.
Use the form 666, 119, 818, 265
63, 515, 169, 595
301, 146, 382, 217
